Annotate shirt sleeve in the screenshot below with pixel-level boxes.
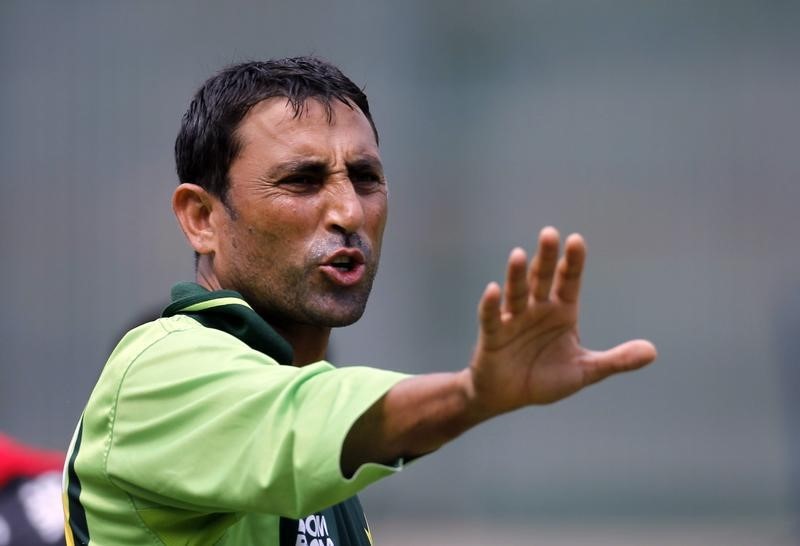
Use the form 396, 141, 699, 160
103, 322, 410, 518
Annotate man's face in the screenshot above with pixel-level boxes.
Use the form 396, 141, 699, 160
211, 97, 388, 328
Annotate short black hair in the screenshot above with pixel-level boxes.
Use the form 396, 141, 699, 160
175, 57, 378, 203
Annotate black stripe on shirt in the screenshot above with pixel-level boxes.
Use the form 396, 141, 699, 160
66, 421, 90, 545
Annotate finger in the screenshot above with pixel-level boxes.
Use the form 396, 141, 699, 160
478, 282, 503, 336
582, 339, 657, 386
503, 248, 529, 315
553, 233, 586, 303
529, 226, 560, 302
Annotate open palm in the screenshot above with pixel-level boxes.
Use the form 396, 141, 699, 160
468, 227, 657, 414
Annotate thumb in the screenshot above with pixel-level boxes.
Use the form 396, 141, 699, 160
583, 339, 657, 386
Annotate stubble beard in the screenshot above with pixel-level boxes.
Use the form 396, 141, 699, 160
234, 239, 380, 329
240, 262, 379, 329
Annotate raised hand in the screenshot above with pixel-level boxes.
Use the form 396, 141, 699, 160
467, 227, 656, 415
344, 227, 656, 470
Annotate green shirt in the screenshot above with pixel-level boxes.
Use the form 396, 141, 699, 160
63, 283, 409, 545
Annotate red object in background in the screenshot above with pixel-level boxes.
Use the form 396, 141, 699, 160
0, 433, 65, 487
0, 433, 67, 543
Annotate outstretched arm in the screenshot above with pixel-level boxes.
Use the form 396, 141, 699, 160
341, 227, 657, 476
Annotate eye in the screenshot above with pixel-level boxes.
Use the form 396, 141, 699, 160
350, 170, 384, 192
278, 174, 323, 193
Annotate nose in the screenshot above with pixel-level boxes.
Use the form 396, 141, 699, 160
324, 179, 365, 236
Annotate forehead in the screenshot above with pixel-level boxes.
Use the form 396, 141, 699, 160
234, 97, 379, 164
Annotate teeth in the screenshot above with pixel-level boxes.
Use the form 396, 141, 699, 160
331, 256, 351, 264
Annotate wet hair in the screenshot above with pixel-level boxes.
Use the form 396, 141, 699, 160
174, 56, 378, 204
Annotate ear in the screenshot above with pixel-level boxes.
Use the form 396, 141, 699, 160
172, 183, 220, 256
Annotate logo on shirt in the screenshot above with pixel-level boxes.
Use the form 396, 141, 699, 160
294, 514, 334, 546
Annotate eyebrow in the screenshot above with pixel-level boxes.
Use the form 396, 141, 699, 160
346, 156, 384, 175
263, 158, 328, 181
263, 155, 384, 180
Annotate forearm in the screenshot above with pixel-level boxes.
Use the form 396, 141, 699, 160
340, 229, 658, 477
340, 369, 492, 477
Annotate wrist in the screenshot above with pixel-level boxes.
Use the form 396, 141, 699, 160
455, 368, 496, 426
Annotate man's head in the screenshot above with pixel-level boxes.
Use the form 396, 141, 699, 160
175, 57, 378, 205
172, 57, 387, 330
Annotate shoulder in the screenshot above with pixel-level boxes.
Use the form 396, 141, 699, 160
109, 315, 281, 381
84, 317, 280, 423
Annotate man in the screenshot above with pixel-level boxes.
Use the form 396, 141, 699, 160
63, 57, 656, 545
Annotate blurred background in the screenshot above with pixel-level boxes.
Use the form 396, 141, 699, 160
1, 1, 798, 544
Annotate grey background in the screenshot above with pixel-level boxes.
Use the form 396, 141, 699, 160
1, 0, 798, 534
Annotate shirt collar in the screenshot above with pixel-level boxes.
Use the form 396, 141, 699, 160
162, 282, 294, 365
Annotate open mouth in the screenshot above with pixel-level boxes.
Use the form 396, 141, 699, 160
320, 250, 367, 287
329, 255, 357, 272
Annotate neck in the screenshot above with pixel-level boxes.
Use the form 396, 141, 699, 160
195, 256, 330, 366
196, 257, 223, 292
272, 323, 331, 366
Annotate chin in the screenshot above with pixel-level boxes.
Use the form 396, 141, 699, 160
306, 290, 371, 327
305, 299, 368, 327
319, 309, 366, 328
